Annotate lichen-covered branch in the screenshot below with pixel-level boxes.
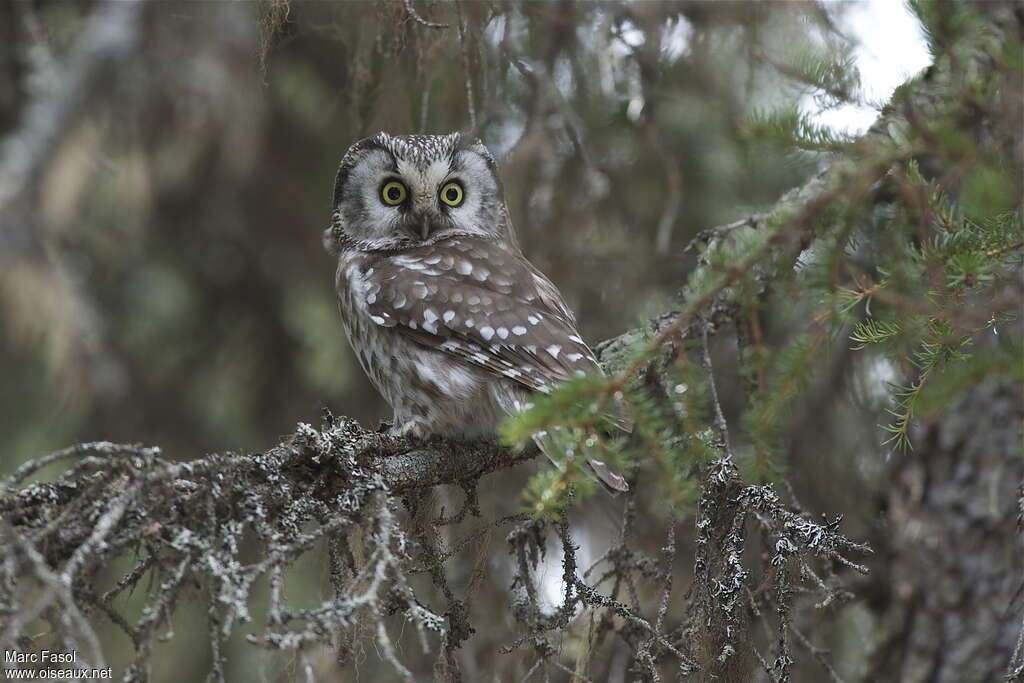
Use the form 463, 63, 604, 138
0, 314, 873, 681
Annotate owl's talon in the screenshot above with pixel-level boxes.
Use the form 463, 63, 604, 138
391, 420, 433, 441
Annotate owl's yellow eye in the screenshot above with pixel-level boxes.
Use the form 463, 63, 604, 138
381, 181, 407, 206
439, 182, 464, 207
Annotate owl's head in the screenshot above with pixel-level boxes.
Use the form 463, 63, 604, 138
325, 132, 513, 253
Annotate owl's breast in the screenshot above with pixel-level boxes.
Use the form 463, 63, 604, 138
334, 252, 496, 433
335, 254, 389, 389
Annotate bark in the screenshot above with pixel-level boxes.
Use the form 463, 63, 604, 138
868, 381, 1024, 682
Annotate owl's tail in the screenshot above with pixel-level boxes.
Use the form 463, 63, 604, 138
586, 456, 630, 492
497, 387, 630, 492
532, 427, 629, 493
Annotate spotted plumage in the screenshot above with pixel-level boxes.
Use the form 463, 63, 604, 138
325, 132, 628, 490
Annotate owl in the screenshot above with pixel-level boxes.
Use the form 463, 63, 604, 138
324, 132, 627, 491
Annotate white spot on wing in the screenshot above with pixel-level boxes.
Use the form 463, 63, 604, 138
497, 327, 509, 339
546, 344, 562, 359
370, 315, 386, 325
443, 310, 455, 323
528, 315, 541, 325
568, 334, 584, 344
480, 326, 495, 340
512, 325, 527, 336
423, 308, 438, 323
456, 260, 473, 275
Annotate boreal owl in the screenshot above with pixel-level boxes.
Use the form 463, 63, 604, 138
323, 132, 628, 491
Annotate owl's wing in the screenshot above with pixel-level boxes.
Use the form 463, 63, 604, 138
354, 237, 631, 491
358, 238, 601, 395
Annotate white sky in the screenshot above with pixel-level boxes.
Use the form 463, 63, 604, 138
813, 0, 933, 134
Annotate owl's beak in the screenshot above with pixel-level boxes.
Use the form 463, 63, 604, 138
410, 208, 438, 241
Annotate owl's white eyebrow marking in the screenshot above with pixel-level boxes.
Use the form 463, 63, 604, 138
480, 326, 495, 340
512, 325, 527, 336
443, 310, 455, 323
546, 344, 562, 359
496, 327, 509, 339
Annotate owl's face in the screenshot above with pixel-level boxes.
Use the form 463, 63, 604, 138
329, 132, 509, 253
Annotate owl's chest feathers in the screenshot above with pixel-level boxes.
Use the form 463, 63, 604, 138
335, 253, 507, 437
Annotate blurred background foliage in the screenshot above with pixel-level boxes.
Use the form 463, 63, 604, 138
0, 0, 823, 465
0, 1, 1020, 681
